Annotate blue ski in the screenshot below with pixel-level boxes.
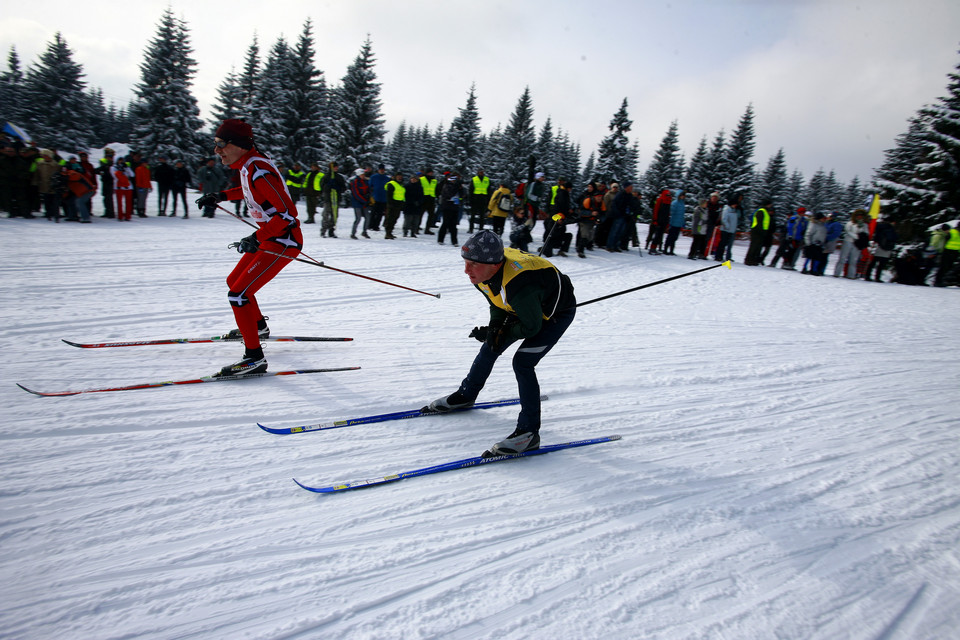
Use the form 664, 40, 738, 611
258, 395, 548, 435
293, 435, 622, 493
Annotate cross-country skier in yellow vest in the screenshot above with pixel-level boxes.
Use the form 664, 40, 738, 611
425, 230, 577, 458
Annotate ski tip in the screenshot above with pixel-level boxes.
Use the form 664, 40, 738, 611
61, 339, 86, 348
17, 383, 74, 397
722, 260, 733, 269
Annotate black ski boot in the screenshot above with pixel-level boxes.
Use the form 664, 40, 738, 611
216, 347, 267, 377
224, 317, 270, 340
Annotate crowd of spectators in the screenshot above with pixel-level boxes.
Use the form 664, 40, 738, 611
3, 133, 957, 288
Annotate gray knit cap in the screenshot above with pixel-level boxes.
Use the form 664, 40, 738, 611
460, 230, 504, 264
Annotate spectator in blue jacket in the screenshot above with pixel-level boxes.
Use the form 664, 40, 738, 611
663, 189, 687, 255
770, 207, 808, 270
367, 164, 390, 231
817, 212, 844, 275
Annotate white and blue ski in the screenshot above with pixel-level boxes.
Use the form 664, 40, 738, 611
293, 435, 622, 493
258, 395, 548, 435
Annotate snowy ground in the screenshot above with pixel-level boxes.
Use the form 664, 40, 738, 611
2, 204, 959, 640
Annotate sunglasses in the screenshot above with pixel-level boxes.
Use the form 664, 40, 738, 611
214, 138, 229, 149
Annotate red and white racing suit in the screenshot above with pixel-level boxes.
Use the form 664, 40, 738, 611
223, 148, 303, 350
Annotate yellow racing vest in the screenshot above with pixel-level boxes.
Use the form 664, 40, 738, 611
476, 248, 562, 320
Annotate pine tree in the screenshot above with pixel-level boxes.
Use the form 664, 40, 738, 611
842, 176, 868, 214
501, 87, 537, 183
129, 10, 205, 162
0, 47, 23, 126
875, 48, 960, 235
210, 68, 244, 125
684, 136, 710, 200
422, 123, 445, 173
803, 169, 832, 214
254, 37, 298, 162
20, 33, 93, 152
555, 130, 581, 191
754, 149, 789, 226
595, 98, 632, 183
644, 120, 684, 197
535, 117, 556, 179
328, 37, 386, 173
86, 88, 109, 147
284, 20, 328, 166
722, 104, 757, 205
703, 129, 727, 195
580, 151, 596, 186
482, 123, 509, 183
446, 84, 482, 176
235, 36, 261, 128
785, 169, 805, 213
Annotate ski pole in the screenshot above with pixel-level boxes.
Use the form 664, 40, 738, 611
259, 249, 441, 299
576, 260, 731, 308
217, 204, 441, 299
538, 215, 562, 256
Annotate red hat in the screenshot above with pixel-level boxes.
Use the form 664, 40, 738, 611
797, 207, 807, 214
215, 119, 254, 149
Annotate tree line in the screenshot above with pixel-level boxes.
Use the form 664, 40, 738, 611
1, 9, 957, 238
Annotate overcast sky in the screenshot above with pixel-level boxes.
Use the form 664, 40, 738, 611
2, 0, 959, 184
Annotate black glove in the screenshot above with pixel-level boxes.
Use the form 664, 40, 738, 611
469, 326, 489, 342
195, 191, 225, 210
484, 318, 518, 355
230, 232, 260, 254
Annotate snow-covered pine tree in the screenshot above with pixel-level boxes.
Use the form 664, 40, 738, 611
803, 169, 832, 214
328, 37, 386, 173
755, 148, 789, 226
0, 47, 23, 126
501, 87, 537, 183
555, 130, 581, 192
842, 176, 867, 215
254, 37, 298, 163
210, 68, 244, 126
703, 129, 727, 196
128, 10, 205, 162
481, 124, 510, 183
874, 48, 960, 235
235, 36, 261, 130
20, 33, 93, 152
284, 20, 328, 166
536, 117, 556, 180
785, 169, 805, 214
684, 136, 710, 200
386, 121, 413, 173
446, 84, 482, 177
722, 104, 757, 207
580, 151, 597, 186
644, 120, 685, 199
421, 123, 445, 173
86, 88, 110, 148
595, 98, 632, 183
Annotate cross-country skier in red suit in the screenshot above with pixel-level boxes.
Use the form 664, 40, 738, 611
195, 119, 303, 377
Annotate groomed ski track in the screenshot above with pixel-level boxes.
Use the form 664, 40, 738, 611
2, 216, 959, 639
